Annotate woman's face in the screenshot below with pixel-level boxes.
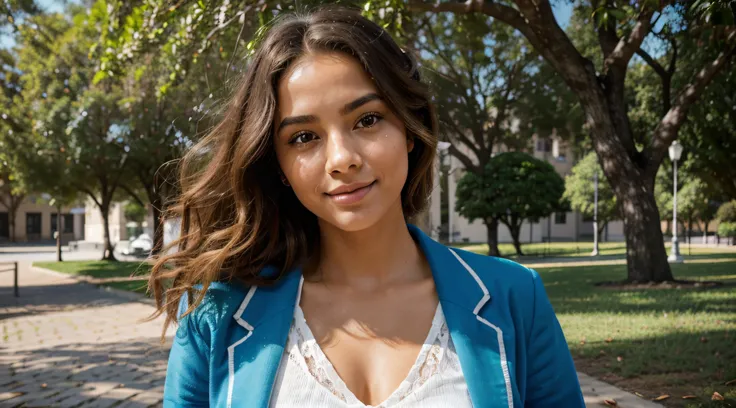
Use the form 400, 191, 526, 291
274, 52, 413, 232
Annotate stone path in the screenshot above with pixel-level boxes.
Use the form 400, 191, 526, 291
1, 262, 168, 408
0, 261, 663, 407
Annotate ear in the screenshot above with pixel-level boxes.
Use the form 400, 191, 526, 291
407, 136, 415, 153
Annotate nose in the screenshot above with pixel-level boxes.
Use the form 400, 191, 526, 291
324, 131, 362, 174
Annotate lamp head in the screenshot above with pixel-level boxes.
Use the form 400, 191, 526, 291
669, 140, 683, 161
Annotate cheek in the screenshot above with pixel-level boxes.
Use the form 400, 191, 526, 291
287, 155, 324, 196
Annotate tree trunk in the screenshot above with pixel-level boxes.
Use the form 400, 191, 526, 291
484, 218, 500, 257
8, 209, 16, 242
100, 204, 117, 261
56, 205, 63, 262
614, 181, 673, 282
151, 200, 164, 255
510, 224, 524, 256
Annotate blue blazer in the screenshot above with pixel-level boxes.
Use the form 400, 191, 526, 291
164, 225, 585, 407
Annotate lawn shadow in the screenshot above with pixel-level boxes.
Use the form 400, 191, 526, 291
571, 328, 736, 407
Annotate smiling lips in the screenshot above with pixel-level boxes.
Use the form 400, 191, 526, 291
326, 181, 376, 205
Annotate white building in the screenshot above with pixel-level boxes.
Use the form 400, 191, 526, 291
428, 136, 624, 244
83, 199, 155, 246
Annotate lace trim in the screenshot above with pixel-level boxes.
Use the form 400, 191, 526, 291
284, 302, 451, 407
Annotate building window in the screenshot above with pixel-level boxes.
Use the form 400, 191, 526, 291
536, 138, 552, 152
0, 212, 8, 239
554, 212, 567, 224
64, 214, 74, 233
26, 213, 42, 235
52, 214, 76, 234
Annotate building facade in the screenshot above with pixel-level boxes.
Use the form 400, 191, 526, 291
82, 199, 155, 245
0, 195, 86, 243
428, 136, 624, 244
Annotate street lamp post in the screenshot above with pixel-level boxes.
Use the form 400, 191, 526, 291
668, 141, 684, 263
437, 142, 453, 243
591, 170, 599, 256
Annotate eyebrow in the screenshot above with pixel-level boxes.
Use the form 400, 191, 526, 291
277, 93, 383, 132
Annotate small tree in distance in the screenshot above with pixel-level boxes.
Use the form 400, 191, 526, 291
456, 152, 565, 257
563, 152, 619, 242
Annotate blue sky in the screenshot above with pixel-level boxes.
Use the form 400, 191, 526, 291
0, 0, 70, 49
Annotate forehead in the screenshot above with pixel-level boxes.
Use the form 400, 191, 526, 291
276, 52, 379, 116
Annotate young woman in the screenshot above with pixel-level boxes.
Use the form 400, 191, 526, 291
152, 7, 585, 408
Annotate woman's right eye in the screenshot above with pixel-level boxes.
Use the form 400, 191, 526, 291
289, 132, 318, 145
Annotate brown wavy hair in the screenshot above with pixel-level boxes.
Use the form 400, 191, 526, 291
149, 6, 438, 334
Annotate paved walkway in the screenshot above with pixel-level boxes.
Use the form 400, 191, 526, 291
1, 262, 663, 408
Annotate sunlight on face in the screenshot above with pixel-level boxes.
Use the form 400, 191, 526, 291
274, 52, 413, 232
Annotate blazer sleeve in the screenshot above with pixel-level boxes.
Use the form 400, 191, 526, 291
163, 293, 211, 407
525, 271, 585, 408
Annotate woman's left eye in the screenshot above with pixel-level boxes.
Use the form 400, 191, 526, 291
355, 113, 383, 129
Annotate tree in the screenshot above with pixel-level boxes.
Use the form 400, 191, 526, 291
677, 178, 713, 243
402, 0, 736, 282
456, 152, 565, 256
95, 0, 736, 281
11, 6, 132, 261
716, 201, 736, 243
563, 152, 619, 240
0, 170, 26, 242
412, 12, 569, 253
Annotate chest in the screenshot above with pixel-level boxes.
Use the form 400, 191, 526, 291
296, 279, 441, 405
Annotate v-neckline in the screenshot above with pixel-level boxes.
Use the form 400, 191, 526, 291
293, 275, 445, 407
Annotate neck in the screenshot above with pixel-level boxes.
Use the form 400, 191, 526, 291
314, 204, 428, 290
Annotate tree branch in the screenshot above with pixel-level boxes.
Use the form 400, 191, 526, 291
120, 184, 146, 208
636, 48, 667, 78
448, 144, 478, 174
646, 33, 736, 174
602, 8, 656, 73
78, 185, 102, 209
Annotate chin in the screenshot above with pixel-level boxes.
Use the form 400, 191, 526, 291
321, 209, 385, 232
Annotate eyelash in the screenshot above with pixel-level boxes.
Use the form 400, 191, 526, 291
287, 112, 384, 145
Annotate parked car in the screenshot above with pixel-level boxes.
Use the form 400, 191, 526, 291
122, 233, 153, 257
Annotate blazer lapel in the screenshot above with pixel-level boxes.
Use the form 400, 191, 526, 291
409, 225, 517, 408
225, 267, 302, 408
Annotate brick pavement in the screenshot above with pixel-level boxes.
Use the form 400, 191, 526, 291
1, 261, 168, 408
0, 260, 664, 407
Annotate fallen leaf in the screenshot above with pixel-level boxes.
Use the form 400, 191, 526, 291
617, 356, 623, 362
603, 399, 617, 406
635, 392, 644, 398
700, 336, 708, 343
599, 350, 607, 356
712, 392, 724, 401
653, 395, 670, 401
40, 383, 47, 388
726, 379, 736, 386
605, 337, 614, 343
682, 395, 697, 399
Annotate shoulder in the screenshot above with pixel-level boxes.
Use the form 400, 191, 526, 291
449, 247, 540, 287
175, 282, 249, 338
447, 247, 542, 309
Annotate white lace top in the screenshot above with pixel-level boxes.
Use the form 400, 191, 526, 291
269, 277, 473, 407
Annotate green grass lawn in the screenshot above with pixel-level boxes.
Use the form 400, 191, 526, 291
35, 252, 736, 406
454, 240, 736, 259
535, 261, 736, 407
